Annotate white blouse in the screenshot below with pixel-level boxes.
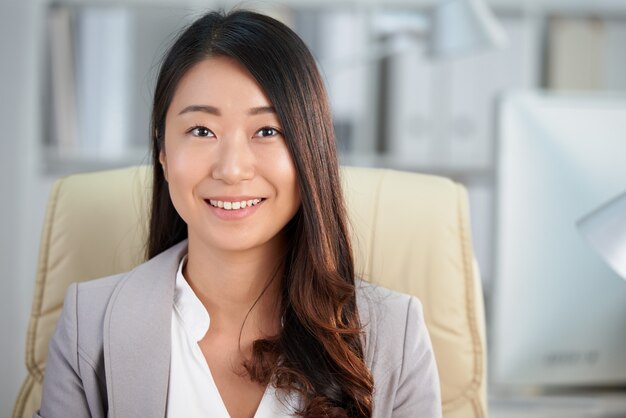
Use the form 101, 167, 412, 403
166, 256, 300, 417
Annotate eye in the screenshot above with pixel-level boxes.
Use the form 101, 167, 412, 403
255, 127, 281, 138
188, 125, 215, 138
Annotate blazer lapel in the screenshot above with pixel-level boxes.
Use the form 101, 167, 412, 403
103, 240, 188, 417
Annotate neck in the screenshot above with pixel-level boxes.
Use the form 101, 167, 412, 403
184, 231, 286, 337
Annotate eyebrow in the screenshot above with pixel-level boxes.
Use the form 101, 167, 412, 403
178, 105, 276, 116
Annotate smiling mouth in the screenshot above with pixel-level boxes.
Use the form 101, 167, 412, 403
205, 198, 266, 210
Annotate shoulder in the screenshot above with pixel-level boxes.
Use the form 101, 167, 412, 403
355, 279, 424, 367
58, 240, 187, 353
57, 241, 187, 359
57, 273, 127, 360
40, 272, 129, 416
355, 279, 442, 417
73, 272, 126, 305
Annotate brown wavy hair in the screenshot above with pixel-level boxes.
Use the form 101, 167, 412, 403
147, 9, 373, 417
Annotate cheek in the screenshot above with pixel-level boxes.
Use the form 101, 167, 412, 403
276, 152, 301, 210
163, 147, 206, 218
166, 143, 208, 184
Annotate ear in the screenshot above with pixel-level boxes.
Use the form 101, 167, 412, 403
159, 150, 168, 182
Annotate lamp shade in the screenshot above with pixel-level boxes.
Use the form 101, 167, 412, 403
429, 0, 508, 57
577, 190, 626, 281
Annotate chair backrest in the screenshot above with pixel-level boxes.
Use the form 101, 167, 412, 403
13, 165, 486, 418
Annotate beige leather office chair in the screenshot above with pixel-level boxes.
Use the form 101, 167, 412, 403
14, 165, 487, 418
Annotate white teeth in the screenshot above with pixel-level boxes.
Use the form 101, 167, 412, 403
208, 198, 263, 210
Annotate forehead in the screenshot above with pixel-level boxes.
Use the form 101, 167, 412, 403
168, 56, 272, 113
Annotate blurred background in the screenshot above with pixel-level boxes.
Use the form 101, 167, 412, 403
1, 0, 625, 416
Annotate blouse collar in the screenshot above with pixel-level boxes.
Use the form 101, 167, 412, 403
173, 255, 210, 342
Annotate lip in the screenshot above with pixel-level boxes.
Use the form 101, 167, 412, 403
203, 198, 265, 220
205, 195, 266, 202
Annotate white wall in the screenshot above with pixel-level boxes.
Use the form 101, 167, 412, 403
0, 2, 24, 412
0, 1, 51, 416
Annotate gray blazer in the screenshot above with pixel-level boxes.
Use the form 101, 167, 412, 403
36, 240, 442, 418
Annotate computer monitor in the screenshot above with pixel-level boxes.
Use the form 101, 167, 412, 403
492, 90, 626, 387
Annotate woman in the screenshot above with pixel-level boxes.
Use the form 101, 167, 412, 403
37, 9, 441, 418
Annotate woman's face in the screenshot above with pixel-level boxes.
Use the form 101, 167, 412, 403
161, 56, 301, 253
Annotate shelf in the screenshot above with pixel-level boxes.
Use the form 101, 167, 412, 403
42, 147, 151, 176
339, 152, 495, 181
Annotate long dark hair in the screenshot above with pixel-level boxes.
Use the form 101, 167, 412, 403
148, 10, 373, 417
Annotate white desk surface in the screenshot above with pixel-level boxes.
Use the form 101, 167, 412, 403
489, 393, 626, 418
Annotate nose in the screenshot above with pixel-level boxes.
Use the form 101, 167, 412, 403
210, 133, 255, 184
